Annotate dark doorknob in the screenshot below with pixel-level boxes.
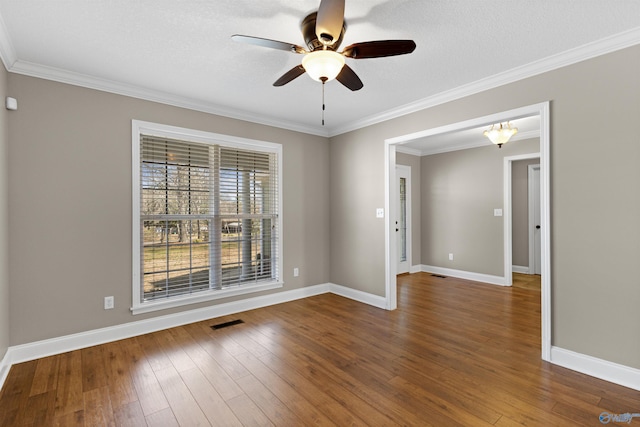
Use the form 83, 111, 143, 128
536, 225, 541, 229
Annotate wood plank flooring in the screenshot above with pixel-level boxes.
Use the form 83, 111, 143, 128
512, 273, 541, 291
1, 273, 638, 426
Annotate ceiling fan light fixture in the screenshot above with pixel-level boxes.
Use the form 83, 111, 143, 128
302, 50, 345, 82
483, 122, 518, 148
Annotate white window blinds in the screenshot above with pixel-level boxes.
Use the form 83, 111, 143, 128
138, 133, 280, 305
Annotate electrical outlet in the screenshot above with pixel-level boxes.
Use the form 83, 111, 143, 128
448, 253, 454, 261
293, 267, 299, 277
104, 296, 114, 310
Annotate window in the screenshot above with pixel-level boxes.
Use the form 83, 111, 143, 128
132, 121, 282, 314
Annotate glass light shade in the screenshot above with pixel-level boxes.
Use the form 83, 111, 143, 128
483, 123, 518, 147
302, 50, 345, 82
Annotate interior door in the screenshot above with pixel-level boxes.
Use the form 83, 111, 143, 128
529, 164, 542, 275
396, 165, 411, 274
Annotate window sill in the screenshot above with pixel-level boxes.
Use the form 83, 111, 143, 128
130, 281, 283, 315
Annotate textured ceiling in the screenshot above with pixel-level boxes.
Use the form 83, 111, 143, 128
1, 1, 639, 137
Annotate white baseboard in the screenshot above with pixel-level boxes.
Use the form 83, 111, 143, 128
420, 265, 509, 286
0, 282, 386, 392
0, 349, 10, 390
3, 283, 330, 367
409, 265, 422, 274
328, 283, 387, 309
551, 346, 640, 392
512, 265, 531, 274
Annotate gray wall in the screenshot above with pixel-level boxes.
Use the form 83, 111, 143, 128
330, 125, 386, 294
512, 157, 540, 268
330, 44, 640, 369
7, 74, 330, 345
395, 152, 421, 269
0, 63, 9, 361
420, 140, 539, 276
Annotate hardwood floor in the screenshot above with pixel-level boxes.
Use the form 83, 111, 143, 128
512, 272, 541, 291
1, 273, 638, 426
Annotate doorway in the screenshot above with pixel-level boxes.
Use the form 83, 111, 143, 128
384, 101, 551, 361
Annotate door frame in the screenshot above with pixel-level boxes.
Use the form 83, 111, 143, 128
384, 101, 551, 361
396, 165, 412, 275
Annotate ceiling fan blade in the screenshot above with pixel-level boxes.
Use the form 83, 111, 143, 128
232, 35, 306, 54
342, 40, 416, 59
336, 64, 363, 91
315, 0, 345, 46
273, 65, 306, 87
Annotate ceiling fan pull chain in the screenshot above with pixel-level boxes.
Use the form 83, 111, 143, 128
321, 77, 327, 126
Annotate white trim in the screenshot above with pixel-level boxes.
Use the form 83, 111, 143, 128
551, 346, 640, 392
131, 282, 284, 315
503, 157, 514, 287
539, 103, 551, 362
409, 265, 422, 274
131, 120, 284, 315
0, 282, 385, 392
8, 60, 329, 137
384, 145, 397, 310
512, 265, 531, 274
395, 145, 422, 157
0, 350, 10, 391
0, 11, 16, 69
419, 265, 509, 287
328, 283, 387, 309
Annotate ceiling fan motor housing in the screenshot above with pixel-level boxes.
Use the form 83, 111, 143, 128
301, 12, 345, 52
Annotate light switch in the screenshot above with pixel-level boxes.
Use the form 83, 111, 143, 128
376, 208, 384, 218
494, 209, 503, 217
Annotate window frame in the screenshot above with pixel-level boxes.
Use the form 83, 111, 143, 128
131, 120, 283, 315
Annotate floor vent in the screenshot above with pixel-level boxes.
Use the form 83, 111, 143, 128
211, 319, 244, 330
431, 274, 447, 279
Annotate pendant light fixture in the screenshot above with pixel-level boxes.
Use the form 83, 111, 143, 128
483, 122, 518, 148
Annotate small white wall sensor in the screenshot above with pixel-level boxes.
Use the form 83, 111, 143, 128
5, 97, 17, 111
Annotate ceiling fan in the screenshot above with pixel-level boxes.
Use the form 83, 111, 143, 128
231, 0, 416, 92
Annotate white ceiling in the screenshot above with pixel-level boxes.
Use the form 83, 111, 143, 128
0, 1, 639, 137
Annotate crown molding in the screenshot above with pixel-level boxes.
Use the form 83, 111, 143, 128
395, 145, 422, 156
6, 60, 329, 137
0, 11, 16, 70
329, 27, 640, 137
1, 14, 639, 139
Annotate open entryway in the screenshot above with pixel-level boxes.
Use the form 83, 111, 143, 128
384, 102, 551, 361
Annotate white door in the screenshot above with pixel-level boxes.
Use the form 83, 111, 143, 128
396, 165, 411, 274
528, 164, 542, 275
